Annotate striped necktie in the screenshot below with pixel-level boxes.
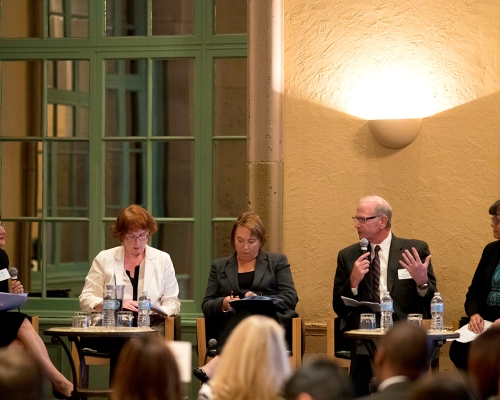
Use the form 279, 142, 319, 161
372, 245, 381, 303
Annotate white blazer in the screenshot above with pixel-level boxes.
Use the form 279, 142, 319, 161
79, 245, 181, 316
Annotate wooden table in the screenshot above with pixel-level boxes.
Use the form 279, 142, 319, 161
344, 328, 459, 371
45, 326, 158, 399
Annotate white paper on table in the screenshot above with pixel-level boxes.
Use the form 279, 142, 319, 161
166, 341, 192, 383
341, 296, 380, 313
448, 320, 493, 343
0, 292, 28, 311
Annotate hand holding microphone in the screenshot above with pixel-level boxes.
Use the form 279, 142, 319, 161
350, 239, 371, 288
9, 267, 24, 294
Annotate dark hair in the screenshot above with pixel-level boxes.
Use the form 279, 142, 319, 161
468, 325, 500, 399
379, 321, 428, 380
112, 336, 182, 400
489, 200, 500, 215
0, 348, 49, 400
230, 211, 266, 249
284, 357, 353, 400
408, 375, 475, 400
111, 204, 158, 241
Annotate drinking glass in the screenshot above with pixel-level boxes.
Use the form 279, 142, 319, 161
116, 311, 133, 328
407, 313, 423, 327
72, 312, 89, 328
360, 313, 376, 330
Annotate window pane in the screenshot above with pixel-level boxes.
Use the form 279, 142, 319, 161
214, 0, 247, 35
0, 142, 42, 218
105, 59, 147, 137
1, 0, 43, 38
1, 61, 43, 137
152, 59, 195, 137
213, 221, 234, 259
105, 141, 147, 217
48, 0, 89, 38
42, 221, 89, 298
152, 141, 194, 218
213, 140, 247, 217
2, 221, 40, 294
214, 58, 247, 136
106, 0, 147, 37
153, 222, 193, 300
47, 141, 89, 217
152, 0, 194, 36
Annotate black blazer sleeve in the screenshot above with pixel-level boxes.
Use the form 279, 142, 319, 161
0, 248, 9, 293
465, 241, 500, 317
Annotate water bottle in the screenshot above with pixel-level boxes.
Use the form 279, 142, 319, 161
430, 292, 444, 331
138, 291, 151, 328
102, 287, 116, 328
380, 291, 393, 331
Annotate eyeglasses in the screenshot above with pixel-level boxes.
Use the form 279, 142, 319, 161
124, 233, 149, 242
491, 217, 500, 225
352, 215, 382, 224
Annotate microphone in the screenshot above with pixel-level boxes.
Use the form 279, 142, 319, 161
360, 238, 369, 252
9, 267, 18, 282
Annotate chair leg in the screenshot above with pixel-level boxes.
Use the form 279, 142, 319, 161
290, 318, 302, 369
196, 318, 207, 367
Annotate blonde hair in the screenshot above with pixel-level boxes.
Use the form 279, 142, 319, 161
209, 316, 291, 400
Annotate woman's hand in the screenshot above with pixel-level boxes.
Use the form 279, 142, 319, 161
468, 313, 484, 334
122, 299, 138, 312
10, 280, 24, 294
222, 293, 239, 312
244, 291, 258, 298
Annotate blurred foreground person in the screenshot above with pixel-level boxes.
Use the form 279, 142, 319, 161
407, 375, 475, 400
198, 315, 291, 400
284, 357, 352, 400
112, 335, 182, 400
0, 347, 51, 400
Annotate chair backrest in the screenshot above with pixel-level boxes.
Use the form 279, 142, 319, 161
29, 316, 39, 333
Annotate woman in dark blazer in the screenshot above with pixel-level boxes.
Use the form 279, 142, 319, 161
449, 199, 500, 370
194, 211, 298, 383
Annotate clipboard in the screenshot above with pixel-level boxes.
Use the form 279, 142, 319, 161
229, 297, 280, 320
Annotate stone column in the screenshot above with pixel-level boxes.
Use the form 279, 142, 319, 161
248, 0, 283, 252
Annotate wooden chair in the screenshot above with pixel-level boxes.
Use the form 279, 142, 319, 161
29, 315, 39, 333
71, 315, 181, 388
326, 318, 351, 371
196, 317, 304, 370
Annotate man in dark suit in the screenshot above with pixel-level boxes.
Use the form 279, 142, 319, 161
333, 195, 437, 396
357, 322, 429, 400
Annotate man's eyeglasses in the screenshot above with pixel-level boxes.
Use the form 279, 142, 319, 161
491, 217, 500, 225
124, 233, 149, 242
352, 215, 382, 224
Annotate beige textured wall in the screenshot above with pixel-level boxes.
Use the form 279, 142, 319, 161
283, 0, 500, 327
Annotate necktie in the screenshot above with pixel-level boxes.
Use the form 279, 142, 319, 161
372, 245, 381, 303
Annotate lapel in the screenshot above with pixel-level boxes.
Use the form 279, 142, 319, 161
113, 246, 125, 285
252, 250, 268, 287
142, 245, 156, 294
225, 254, 240, 292
387, 234, 402, 292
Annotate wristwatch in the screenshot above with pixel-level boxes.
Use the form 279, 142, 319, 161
417, 282, 429, 290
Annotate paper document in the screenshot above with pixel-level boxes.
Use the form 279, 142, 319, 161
151, 304, 168, 318
230, 295, 284, 304
0, 292, 28, 311
449, 320, 493, 343
341, 296, 380, 312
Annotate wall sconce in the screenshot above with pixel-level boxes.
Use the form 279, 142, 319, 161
368, 118, 422, 149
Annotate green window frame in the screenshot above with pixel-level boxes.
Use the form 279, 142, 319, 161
0, 0, 248, 321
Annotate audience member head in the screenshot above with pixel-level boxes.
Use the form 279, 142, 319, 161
284, 357, 352, 400
373, 321, 428, 385
210, 315, 291, 400
468, 325, 500, 399
0, 347, 49, 400
112, 335, 182, 400
230, 211, 266, 249
489, 199, 500, 216
407, 375, 475, 400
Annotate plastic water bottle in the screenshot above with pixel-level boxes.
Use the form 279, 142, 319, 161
102, 287, 116, 328
138, 291, 151, 328
380, 291, 393, 331
430, 292, 444, 331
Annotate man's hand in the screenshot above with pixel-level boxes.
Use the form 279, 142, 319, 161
468, 313, 484, 334
350, 252, 371, 288
399, 247, 431, 287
